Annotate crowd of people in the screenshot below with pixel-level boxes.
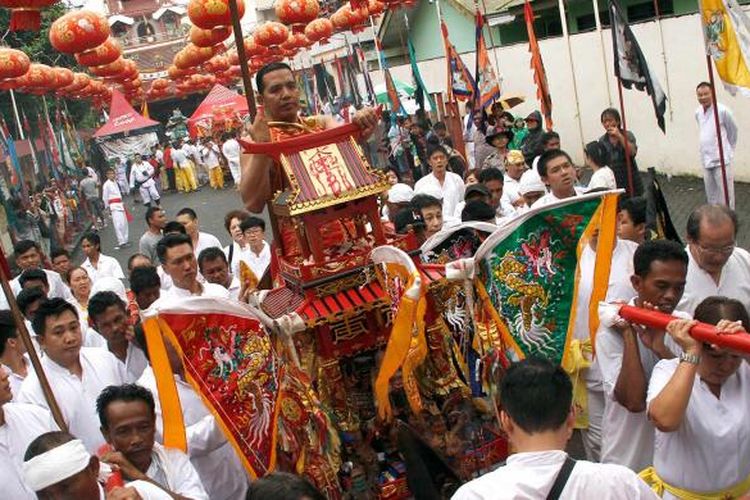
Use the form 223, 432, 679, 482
1, 58, 748, 500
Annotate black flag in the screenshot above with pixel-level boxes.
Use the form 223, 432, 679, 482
645, 167, 682, 244
609, 0, 668, 132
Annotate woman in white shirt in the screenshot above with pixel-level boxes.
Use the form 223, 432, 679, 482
645, 296, 750, 498
65, 267, 106, 348
584, 140, 617, 191
222, 209, 250, 278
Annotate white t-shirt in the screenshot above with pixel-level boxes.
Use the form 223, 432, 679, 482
82, 254, 125, 282
237, 241, 271, 281
18, 347, 127, 452
221, 138, 241, 165
157, 282, 231, 305
414, 172, 465, 222
194, 232, 223, 258
677, 246, 750, 316
531, 187, 586, 209
1, 269, 75, 310
647, 359, 750, 496
588, 167, 617, 191
503, 174, 522, 204
0, 402, 59, 499
143, 443, 209, 500
451, 450, 658, 499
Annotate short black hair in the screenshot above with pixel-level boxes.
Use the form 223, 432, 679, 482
478, 168, 504, 184
24, 431, 77, 462
156, 233, 193, 265
694, 296, 750, 331
17, 287, 46, 317
426, 144, 449, 160
240, 216, 266, 233
584, 140, 610, 167
82, 231, 101, 249
633, 239, 688, 277
175, 207, 197, 220
500, 357, 572, 433
618, 196, 647, 226
0, 310, 17, 357
433, 121, 447, 131
541, 131, 560, 145
96, 384, 156, 429
50, 248, 70, 261
394, 208, 424, 234
145, 206, 163, 225
256, 62, 293, 94
600, 107, 621, 124
31, 298, 78, 337
696, 81, 712, 91
245, 472, 326, 500
411, 194, 442, 211
224, 209, 250, 232
88, 291, 126, 324
127, 253, 151, 271
14, 240, 39, 257
197, 247, 227, 272
686, 204, 738, 241
130, 266, 161, 294
537, 149, 573, 178
19, 269, 48, 289
164, 221, 187, 235
461, 200, 496, 222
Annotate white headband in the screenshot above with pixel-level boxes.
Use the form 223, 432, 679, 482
22, 439, 91, 492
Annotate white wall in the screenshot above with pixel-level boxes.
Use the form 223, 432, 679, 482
374, 12, 750, 181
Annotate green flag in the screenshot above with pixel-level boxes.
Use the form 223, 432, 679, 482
407, 35, 436, 112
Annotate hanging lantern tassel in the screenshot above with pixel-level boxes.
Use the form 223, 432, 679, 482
1, 0, 60, 31
601, 302, 750, 354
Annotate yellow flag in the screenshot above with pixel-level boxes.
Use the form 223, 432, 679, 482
700, 0, 750, 95
141, 100, 150, 119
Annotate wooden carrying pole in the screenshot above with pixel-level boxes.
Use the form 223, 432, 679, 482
0, 248, 66, 430
616, 78, 636, 196
228, 0, 257, 121
706, 55, 731, 206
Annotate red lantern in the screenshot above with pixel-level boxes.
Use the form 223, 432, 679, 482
168, 65, 192, 80
254, 21, 289, 52
275, 0, 320, 34
187, 0, 244, 30
204, 55, 230, 73
244, 36, 268, 58
151, 78, 169, 90
49, 10, 110, 54
304, 18, 333, 44
332, 4, 368, 33
281, 32, 310, 51
51, 67, 74, 88
89, 57, 125, 78
75, 37, 121, 66
189, 25, 231, 47
367, 0, 385, 17
59, 72, 89, 95
0, 0, 58, 32
23, 63, 55, 89
112, 59, 139, 81
174, 44, 214, 70
0, 48, 30, 79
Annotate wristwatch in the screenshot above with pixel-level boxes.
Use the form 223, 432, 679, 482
679, 352, 701, 365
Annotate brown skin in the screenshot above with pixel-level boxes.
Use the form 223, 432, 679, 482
612, 259, 686, 412
505, 158, 527, 182
421, 205, 443, 238
541, 156, 576, 199
128, 255, 152, 272
688, 219, 736, 284
522, 191, 545, 207
0, 368, 12, 406
162, 243, 200, 293
228, 217, 244, 245
617, 210, 646, 245
175, 214, 199, 244
427, 150, 449, 184
135, 286, 160, 311
90, 304, 133, 362
22, 279, 48, 295
69, 268, 92, 305
244, 226, 266, 255
241, 68, 378, 213
697, 85, 713, 110
38, 309, 83, 376
81, 238, 100, 265
0, 333, 27, 388
501, 407, 574, 454
16, 246, 42, 271
51, 254, 72, 277
36, 456, 101, 500
602, 115, 637, 156
483, 179, 504, 210
147, 209, 166, 234
200, 257, 231, 289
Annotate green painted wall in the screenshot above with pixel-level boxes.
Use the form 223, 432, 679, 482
408, 0, 474, 60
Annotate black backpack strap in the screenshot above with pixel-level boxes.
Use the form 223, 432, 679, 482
228, 244, 234, 267
546, 456, 577, 500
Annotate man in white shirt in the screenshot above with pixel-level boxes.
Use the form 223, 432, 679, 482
1, 368, 59, 499
503, 149, 528, 207
0, 310, 30, 401
170, 141, 198, 193
478, 167, 516, 220
18, 298, 127, 452
1, 240, 75, 310
221, 132, 241, 187
414, 145, 464, 222
81, 231, 125, 282
239, 216, 271, 281
175, 207, 223, 258
97, 384, 209, 499
595, 240, 688, 472
102, 168, 130, 249
155, 233, 230, 304
452, 358, 657, 500
23, 430, 173, 499
130, 266, 162, 311
136, 333, 248, 500
695, 81, 738, 207
129, 154, 161, 208
201, 137, 224, 189
532, 149, 585, 209
198, 248, 241, 301
678, 204, 750, 315
88, 291, 148, 383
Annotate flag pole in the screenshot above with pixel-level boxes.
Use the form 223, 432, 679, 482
592, 0, 613, 107
0, 247, 67, 431
479, 0, 503, 91
616, 77, 635, 197
705, 55, 731, 206
227, 0, 257, 121
651, 0, 674, 121
9, 89, 24, 140
368, 16, 384, 75
557, 0, 585, 148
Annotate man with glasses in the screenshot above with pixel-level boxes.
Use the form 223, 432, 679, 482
678, 204, 750, 315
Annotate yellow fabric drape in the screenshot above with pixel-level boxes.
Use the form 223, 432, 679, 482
639, 466, 750, 499
142, 317, 187, 452
589, 193, 619, 350
561, 338, 592, 429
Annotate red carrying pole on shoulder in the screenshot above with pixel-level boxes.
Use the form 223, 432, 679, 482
618, 304, 750, 353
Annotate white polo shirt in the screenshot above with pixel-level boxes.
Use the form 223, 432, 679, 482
82, 254, 125, 282
414, 171, 465, 222
677, 246, 750, 316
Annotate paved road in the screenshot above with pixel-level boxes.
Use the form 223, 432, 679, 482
77, 187, 270, 273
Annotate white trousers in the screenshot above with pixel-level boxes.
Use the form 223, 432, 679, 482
582, 388, 604, 462
703, 164, 735, 208
228, 160, 241, 185
138, 181, 160, 206
112, 209, 129, 245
